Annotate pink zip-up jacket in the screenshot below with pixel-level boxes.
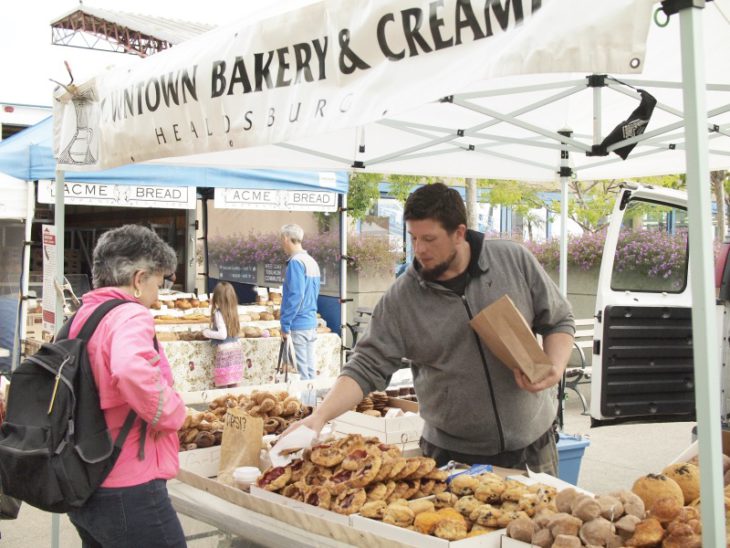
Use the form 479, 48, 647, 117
68, 288, 186, 488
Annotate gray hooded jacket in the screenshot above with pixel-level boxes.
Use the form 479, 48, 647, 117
341, 231, 574, 456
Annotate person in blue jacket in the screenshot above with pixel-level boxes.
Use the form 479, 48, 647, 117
279, 224, 321, 380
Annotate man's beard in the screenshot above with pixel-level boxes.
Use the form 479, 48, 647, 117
419, 249, 458, 282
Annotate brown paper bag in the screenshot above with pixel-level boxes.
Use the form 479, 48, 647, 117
217, 407, 263, 486
469, 295, 553, 383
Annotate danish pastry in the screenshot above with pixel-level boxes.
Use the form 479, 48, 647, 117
304, 486, 332, 510
256, 466, 292, 492
360, 500, 387, 519
331, 488, 367, 515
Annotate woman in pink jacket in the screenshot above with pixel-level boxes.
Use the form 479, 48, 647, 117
67, 225, 187, 548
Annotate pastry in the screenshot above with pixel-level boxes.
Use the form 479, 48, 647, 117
331, 488, 367, 515
506, 516, 536, 543
407, 498, 435, 516
662, 463, 701, 505
304, 486, 332, 509
632, 473, 684, 509
434, 492, 459, 509
470, 504, 501, 527
433, 517, 468, 541
474, 480, 505, 504
579, 517, 615, 546
360, 500, 387, 519
413, 511, 441, 534
382, 503, 415, 527
625, 517, 665, 547
449, 474, 480, 496
256, 466, 292, 492
310, 443, 345, 467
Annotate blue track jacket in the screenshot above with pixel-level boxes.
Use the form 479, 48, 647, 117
280, 250, 320, 334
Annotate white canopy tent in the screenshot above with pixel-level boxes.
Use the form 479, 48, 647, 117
54, 0, 728, 543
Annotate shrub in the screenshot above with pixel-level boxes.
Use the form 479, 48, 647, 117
522, 229, 692, 279
207, 231, 403, 276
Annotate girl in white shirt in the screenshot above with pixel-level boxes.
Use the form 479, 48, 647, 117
203, 282, 244, 387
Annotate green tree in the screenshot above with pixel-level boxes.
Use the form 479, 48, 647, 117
481, 179, 546, 239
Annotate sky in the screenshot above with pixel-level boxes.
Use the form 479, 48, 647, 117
0, 1, 256, 106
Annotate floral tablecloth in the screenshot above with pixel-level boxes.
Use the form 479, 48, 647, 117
162, 333, 342, 392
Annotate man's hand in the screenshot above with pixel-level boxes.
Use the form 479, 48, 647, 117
281, 332, 289, 340
278, 413, 327, 439
512, 365, 563, 393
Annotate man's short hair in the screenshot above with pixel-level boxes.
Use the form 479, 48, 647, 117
280, 224, 304, 244
403, 182, 466, 233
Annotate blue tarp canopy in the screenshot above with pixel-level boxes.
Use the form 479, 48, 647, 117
0, 117, 348, 193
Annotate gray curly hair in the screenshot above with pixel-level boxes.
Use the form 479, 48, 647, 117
92, 224, 177, 288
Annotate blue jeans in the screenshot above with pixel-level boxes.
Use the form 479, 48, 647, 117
68, 479, 186, 548
290, 329, 317, 380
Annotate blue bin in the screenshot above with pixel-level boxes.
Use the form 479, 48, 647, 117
557, 433, 590, 485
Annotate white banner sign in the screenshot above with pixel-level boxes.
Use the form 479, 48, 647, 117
54, 0, 655, 171
214, 188, 337, 211
41, 224, 57, 334
38, 180, 196, 209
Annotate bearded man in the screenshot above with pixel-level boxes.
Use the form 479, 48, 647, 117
283, 183, 575, 474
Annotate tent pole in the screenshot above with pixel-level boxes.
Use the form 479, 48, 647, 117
52, 170, 65, 548
676, 3, 726, 546
558, 130, 572, 297
185, 207, 196, 292
13, 180, 35, 370
339, 192, 348, 371
592, 86, 602, 144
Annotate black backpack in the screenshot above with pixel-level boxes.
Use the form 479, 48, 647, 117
0, 299, 142, 513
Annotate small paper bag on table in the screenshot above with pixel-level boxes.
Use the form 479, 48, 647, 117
217, 407, 263, 486
469, 295, 553, 383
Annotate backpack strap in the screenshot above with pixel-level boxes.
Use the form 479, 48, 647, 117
73, 298, 152, 461
76, 299, 131, 341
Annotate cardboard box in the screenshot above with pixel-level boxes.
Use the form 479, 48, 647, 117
671, 429, 730, 463
351, 515, 506, 547
177, 445, 221, 478
469, 295, 552, 384
333, 398, 424, 444
250, 485, 352, 526
175, 469, 396, 547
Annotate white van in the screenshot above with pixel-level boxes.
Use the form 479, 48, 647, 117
588, 183, 727, 425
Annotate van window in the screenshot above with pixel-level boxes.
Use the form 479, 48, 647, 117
610, 199, 688, 293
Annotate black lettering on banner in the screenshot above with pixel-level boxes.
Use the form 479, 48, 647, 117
401, 8, 433, 56
181, 66, 198, 102
289, 102, 302, 123
173, 124, 182, 142
377, 13, 405, 61
243, 111, 253, 130
136, 82, 145, 115
254, 51, 275, 91
228, 56, 253, 95
160, 72, 179, 106
292, 43, 313, 83
340, 93, 353, 113
312, 38, 328, 80
205, 118, 214, 136
268, 108, 276, 127
338, 29, 371, 75
484, 0, 524, 36
223, 115, 231, 133
315, 99, 326, 118
190, 121, 199, 138
455, 0, 486, 45
211, 60, 227, 98
276, 47, 291, 87
155, 127, 167, 144
430, 0, 453, 50
145, 79, 161, 112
